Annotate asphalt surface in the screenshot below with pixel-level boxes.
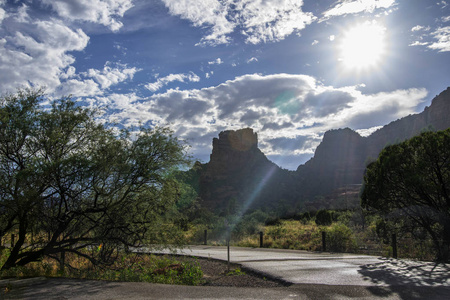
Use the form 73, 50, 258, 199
2, 246, 450, 299
150, 246, 450, 287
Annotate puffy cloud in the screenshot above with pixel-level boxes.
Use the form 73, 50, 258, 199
0, 7, 5, 24
41, 0, 134, 31
0, 7, 89, 93
162, 0, 233, 45
85, 62, 140, 89
54, 62, 139, 97
161, 0, 315, 45
428, 26, 450, 52
145, 72, 201, 92
411, 25, 431, 32
237, 0, 316, 44
208, 58, 223, 65
322, 0, 396, 19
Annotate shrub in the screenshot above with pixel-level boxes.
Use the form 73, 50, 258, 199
326, 223, 357, 252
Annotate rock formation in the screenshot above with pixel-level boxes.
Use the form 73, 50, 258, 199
190, 128, 299, 214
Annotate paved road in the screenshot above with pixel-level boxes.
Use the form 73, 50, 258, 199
149, 246, 450, 287
3, 246, 450, 299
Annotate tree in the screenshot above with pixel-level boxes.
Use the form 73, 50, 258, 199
0, 89, 190, 270
361, 129, 450, 261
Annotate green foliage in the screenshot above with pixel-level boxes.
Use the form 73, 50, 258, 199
315, 210, 333, 226
362, 129, 450, 261
0, 89, 190, 270
226, 267, 245, 276
325, 223, 357, 252
0, 252, 204, 285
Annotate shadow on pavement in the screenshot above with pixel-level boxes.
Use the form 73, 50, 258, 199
358, 258, 450, 299
1, 278, 121, 299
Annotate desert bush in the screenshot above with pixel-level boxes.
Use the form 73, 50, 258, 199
326, 223, 357, 252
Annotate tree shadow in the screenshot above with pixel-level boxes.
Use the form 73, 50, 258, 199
358, 258, 450, 299
2, 278, 121, 299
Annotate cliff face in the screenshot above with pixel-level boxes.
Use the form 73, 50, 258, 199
296, 128, 367, 198
297, 87, 450, 203
193, 128, 299, 214
366, 87, 450, 158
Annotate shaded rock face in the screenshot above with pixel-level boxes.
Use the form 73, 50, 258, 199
366, 87, 450, 158
195, 128, 297, 214
298, 87, 450, 202
297, 128, 367, 198
207, 128, 259, 179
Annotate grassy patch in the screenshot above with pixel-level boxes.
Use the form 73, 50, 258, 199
0, 250, 203, 286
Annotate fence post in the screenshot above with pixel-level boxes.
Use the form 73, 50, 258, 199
322, 231, 327, 252
60, 250, 65, 274
392, 233, 398, 259
204, 229, 207, 245
259, 231, 264, 248
227, 229, 231, 272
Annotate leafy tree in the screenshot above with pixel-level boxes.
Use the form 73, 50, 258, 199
315, 209, 333, 226
0, 89, 190, 270
361, 129, 450, 261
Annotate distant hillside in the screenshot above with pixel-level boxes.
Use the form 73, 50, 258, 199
185, 87, 450, 214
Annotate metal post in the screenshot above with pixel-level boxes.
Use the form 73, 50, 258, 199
259, 231, 264, 248
392, 233, 397, 259
204, 229, 207, 245
322, 231, 326, 252
227, 229, 230, 272
60, 251, 65, 273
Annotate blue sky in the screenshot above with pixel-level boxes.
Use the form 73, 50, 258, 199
1, 0, 449, 170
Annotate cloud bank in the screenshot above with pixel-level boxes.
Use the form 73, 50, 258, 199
99, 73, 427, 169
161, 0, 316, 45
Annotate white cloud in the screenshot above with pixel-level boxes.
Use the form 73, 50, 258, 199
208, 58, 223, 65
247, 57, 258, 64
54, 62, 139, 97
145, 72, 201, 92
438, 1, 448, 9
162, 0, 233, 45
442, 16, 450, 22
409, 41, 429, 47
312, 40, 319, 45
322, 0, 396, 19
0, 7, 6, 24
429, 26, 450, 52
0, 8, 89, 93
161, 0, 316, 45
41, 0, 134, 31
411, 25, 431, 32
85, 62, 140, 89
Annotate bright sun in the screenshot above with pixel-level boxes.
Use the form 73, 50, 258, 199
339, 21, 386, 70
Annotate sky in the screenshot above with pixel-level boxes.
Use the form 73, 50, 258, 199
0, 0, 449, 170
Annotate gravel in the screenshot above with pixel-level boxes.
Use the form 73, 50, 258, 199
174, 255, 287, 288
